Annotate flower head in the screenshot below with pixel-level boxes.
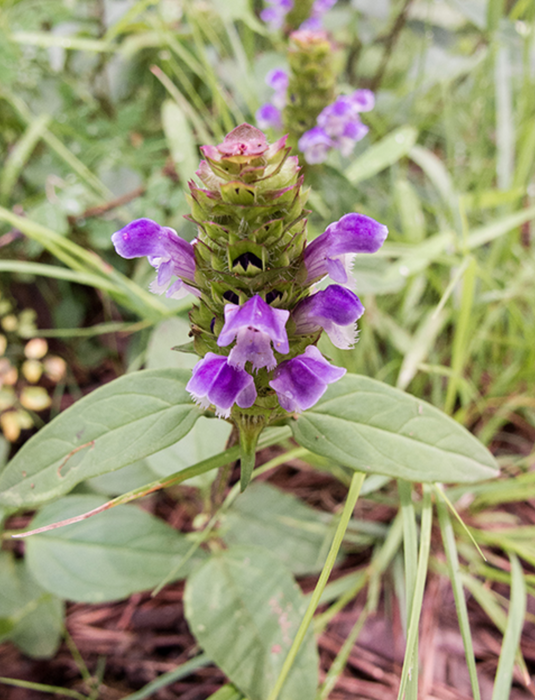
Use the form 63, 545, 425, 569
217, 295, 290, 372
112, 218, 198, 299
292, 285, 364, 349
304, 212, 388, 285
186, 353, 257, 419
269, 345, 346, 413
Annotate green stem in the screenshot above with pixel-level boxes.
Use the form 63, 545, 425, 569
235, 413, 266, 492
267, 471, 366, 700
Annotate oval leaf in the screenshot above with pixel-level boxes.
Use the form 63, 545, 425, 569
221, 482, 336, 575
0, 551, 63, 659
0, 369, 200, 509
184, 546, 318, 700
26, 495, 206, 603
291, 375, 499, 483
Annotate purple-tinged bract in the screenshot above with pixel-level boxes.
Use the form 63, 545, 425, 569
269, 346, 346, 413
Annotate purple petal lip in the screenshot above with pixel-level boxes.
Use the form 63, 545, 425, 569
112, 218, 199, 298
217, 295, 290, 371
269, 346, 346, 413
303, 212, 388, 284
292, 285, 364, 349
186, 353, 257, 418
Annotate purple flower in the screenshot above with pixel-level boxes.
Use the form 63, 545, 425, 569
300, 0, 337, 29
315, 91, 374, 157
304, 213, 388, 285
261, 0, 293, 30
266, 68, 289, 109
217, 295, 290, 372
269, 345, 346, 413
256, 103, 283, 130
336, 120, 369, 157
313, 0, 337, 13
299, 16, 322, 30
292, 285, 364, 349
350, 89, 375, 112
186, 353, 257, 418
298, 127, 333, 165
112, 218, 199, 299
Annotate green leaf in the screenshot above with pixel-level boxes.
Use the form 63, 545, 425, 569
0, 369, 200, 509
161, 100, 198, 187
25, 495, 206, 603
0, 552, 63, 659
147, 416, 232, 488
146, 317, 198, 370
291, 375, 499, 483
86, 459, 158, 496
345, 126, 418, 184
184, 546, 318, 700
221, 482, 335, 575
205, 686, 245, 700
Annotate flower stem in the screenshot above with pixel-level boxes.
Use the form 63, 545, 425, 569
236, 414, 266, 492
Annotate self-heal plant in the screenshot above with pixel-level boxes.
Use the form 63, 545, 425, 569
112, 124, 387, 488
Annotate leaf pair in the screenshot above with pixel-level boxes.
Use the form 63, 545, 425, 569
0, 368, 499, 512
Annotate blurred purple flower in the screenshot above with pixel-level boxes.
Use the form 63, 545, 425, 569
266, 68, 289, 109
269, 345, 346, 412
304, 212, 388, 285
217, 295, 290, 372
300, 0, 338, 29
292, 285, 364, 349
350, 89, 375, 112
256, 103, 283, 130
311, 90, 374, 158
298, 126, 333, 164
112, 218, 199, 299
261, 0, 293, 30
186, 353, 257, 418
336, 120, 369, 157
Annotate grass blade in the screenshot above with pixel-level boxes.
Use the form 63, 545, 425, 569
436, 496, 481, 700
398, 480, 418, 700
491, 555, 527, 700
397, 485, 433, 700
